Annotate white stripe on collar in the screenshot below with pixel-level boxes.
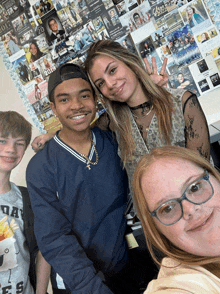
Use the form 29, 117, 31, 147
54, 131, 96, 164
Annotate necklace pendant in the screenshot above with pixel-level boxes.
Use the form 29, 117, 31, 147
86, 162, 91, 170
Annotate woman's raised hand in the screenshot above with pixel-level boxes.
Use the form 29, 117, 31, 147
144, 56, 168, 87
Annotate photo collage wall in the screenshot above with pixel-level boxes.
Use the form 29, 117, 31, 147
0, 0, 220, 133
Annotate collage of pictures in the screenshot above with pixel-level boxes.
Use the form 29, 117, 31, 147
0, 0, 220, 133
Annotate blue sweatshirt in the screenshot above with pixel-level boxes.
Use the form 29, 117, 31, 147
26, 127, 128, 293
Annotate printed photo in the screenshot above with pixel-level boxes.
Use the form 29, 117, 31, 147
210, 73, 220, 87
179, 0, 209, 28
198, 78, 210, 92
197, 59, 208, 73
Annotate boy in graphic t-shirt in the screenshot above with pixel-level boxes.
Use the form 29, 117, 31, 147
0, 111, 50, 293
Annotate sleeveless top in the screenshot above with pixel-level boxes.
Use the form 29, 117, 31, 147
117, 88, 187, 198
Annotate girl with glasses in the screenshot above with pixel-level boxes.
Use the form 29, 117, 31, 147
133, 145, 220, 293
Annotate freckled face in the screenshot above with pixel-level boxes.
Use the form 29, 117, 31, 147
89, 55, 143, 107
141, 158, 220, 257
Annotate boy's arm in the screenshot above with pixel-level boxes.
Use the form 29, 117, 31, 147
31, 132, 55, 152
36, 251, 51, 294
26, 156, 113, 294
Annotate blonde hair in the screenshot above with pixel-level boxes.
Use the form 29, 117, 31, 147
133, 145, 220, 271
84, 40, 174, 165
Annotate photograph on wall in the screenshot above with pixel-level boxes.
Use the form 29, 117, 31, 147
156, 44, 175, 68
12, 54, 32, 85
102, 0, 114, 10
98, 29, 110, 40
211, 46, 220, 60
117, 33, 137, 54
166, 24, 201, 68
34, 0, 54, 18
86, 0, 108, 20
151, 28, 166, 48
1, 30, 22, 56
1, 0, 27, 20
164, 0, 188, 12
116, 1, 128, 17
179, 0, 210, 30
137, 35, 163, 69
150, 1, 168, 21
37, 52, 56, 77
24, 79, 48, 104
41, 9, 65, 45
103, 10, 125, 39
195, 28, 220, 56
210, 73, 220, 87
24, 33, 49, 64
198, 78, 210, 92
119, 2, 152, 33
189, 54, 220, 94
167, 64, 200, 96
68, 29, 93, 55
197, 58, 209, 73
108, 7, 121, 26
156, 9, 184, 36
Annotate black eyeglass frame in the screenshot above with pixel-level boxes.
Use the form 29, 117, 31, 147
149, 170, 214, 226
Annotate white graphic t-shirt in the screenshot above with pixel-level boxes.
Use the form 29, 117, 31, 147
0, 183, 34, 294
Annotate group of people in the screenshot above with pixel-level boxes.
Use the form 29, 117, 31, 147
3, 39, 220, 294
168, 31, 195, 54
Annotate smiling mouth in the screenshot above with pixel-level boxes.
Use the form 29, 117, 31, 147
68, 112, 89, 120
71, 114, 86, 120
114, 84, 125, 96
1, 157, 16, 163
188, 213, 212, 232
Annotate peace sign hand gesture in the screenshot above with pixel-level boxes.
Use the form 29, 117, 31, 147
144, 56, 169, 87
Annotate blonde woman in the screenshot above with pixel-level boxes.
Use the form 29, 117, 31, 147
133, 145, 220, 293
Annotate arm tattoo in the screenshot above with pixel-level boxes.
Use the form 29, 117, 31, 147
197, 144, 209, 159
185, 115, 199, 140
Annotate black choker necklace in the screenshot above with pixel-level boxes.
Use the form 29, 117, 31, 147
129, 101, 151, 110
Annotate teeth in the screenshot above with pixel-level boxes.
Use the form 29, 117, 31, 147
71, 115, 85, 120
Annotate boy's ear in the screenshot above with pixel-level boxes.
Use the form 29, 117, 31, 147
50, 102, 57, 116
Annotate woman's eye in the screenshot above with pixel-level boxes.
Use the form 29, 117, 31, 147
189, 183, 201, 193
97, 81, 104, 88
110, 67, 117, 74
159, 202, 176, 216
0, 139, 6, 144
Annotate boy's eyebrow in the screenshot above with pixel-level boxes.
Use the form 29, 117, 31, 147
56, 88, 92, 97
78, 88, 92, 94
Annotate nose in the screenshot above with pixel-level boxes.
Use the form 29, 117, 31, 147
70, 97, 84, 111
182, 199, 201, 220
5, 142, 16, 154
105, 77, 116, 89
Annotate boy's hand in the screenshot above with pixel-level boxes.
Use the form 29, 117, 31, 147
144, 56, 168, 87
31, 133, 55, 152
